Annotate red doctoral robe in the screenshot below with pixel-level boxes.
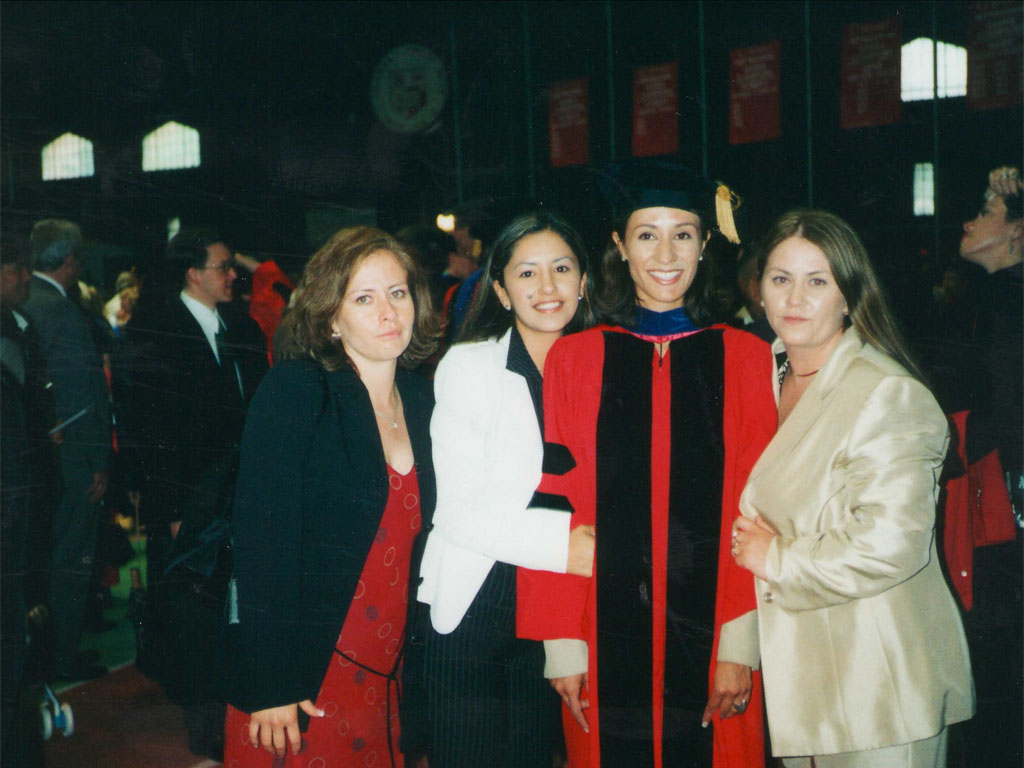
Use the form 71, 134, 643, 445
518, 324, 775, 768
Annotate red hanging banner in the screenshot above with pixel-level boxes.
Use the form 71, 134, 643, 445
840, 18, 902, 130
729, 41, 781, 145
967, 1, 1023, 111
548, 78, 590, 167
632, 61, 679, 157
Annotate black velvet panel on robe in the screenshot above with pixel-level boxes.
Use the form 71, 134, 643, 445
595, 330, 726, 767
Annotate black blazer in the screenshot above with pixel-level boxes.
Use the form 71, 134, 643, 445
125, 296, 267, 528
227, 359, 436, 713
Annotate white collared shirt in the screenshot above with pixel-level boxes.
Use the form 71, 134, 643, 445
33, 271, 67, 297
179, 290, 222, 363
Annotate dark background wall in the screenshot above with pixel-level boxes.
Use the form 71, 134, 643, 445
2, 0, 1021, 309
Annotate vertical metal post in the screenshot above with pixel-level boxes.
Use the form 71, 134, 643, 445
932, 2, 941, 266
524, 3, 536, 198
450, 18, 464, 204
805, 0, 814, 207
5, 139, 14, 205
605, 1, 616, 159
699, 0, 708, 175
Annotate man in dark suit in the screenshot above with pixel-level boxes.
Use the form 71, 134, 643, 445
1, 236, 54, 764
126, 229, 267, 760
20, 219, 111, 683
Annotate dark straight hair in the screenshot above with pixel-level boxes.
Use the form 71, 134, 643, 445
591, 206, 722, 328
459, 211, 595, 343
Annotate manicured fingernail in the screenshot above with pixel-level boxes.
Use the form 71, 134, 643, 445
317, 708, 325, 717
701, 720, 709, 728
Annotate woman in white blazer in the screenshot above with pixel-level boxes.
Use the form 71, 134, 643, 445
415, 211, 595, 767
731, 210, 973, 768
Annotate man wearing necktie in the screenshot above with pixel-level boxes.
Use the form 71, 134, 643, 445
124, 229, 267, 760
20, 220, 112, 684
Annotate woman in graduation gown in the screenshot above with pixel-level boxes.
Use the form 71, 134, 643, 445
517, 163, 776, 768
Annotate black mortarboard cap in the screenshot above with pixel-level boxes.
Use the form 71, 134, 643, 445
596, 160, 741, 243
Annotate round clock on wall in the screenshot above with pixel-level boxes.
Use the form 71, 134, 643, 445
370, 45, 448, 135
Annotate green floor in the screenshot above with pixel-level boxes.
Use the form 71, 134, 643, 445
58, 534, 146, 693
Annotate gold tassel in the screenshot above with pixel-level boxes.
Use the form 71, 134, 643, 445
716, 184, 741, 244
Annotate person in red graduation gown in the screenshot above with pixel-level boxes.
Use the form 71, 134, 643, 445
517, 163, 775, 768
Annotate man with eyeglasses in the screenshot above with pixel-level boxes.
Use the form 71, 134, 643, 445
124, 229, 267, 760
20, 219, 112, 684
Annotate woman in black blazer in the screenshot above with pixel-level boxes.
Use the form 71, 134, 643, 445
224, 227, 439, 768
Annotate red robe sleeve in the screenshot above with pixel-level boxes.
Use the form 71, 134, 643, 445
709, 326, 776, 767
516, 329, 605, 642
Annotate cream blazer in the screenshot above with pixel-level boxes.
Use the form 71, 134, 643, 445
417, 331, 571, 634
739, 329, 974, 757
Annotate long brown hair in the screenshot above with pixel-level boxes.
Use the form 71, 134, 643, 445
759, 209, 925, 381
278, 227, 440, 371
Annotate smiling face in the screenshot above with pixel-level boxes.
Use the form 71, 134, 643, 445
330, 249, 414, 371
492, 229, 584, 344
613, 207, 706, 312
761, 236, 848, 365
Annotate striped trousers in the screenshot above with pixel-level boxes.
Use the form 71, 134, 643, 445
423, 561, 561, 767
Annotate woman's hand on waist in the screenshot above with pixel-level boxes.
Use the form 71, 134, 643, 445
566, 524, 595, 577
248, 699, 323, 757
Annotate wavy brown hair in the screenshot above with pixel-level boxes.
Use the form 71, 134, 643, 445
278, 226, 440, 371
759, 209, 924, 381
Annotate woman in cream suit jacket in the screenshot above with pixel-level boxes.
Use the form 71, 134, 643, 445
414, 212, 595, 767
731, 210, 973, 768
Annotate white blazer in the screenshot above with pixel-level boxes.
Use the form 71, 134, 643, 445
417, 330, 571, 634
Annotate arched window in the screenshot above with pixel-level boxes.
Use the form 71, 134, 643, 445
142, 121, 201, 171
902, 38, 967, 102
41, 133, 95, 181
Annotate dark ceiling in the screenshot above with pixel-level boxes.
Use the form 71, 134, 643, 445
2, 1, 1020, 285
